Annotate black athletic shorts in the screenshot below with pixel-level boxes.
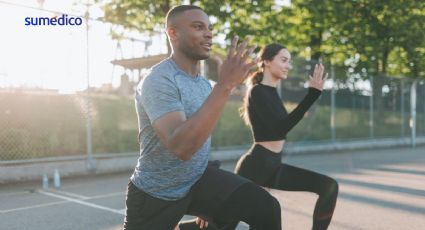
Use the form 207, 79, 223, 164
123, 161, 250, 230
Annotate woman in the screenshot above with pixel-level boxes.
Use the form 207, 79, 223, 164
235, 43, 339, 230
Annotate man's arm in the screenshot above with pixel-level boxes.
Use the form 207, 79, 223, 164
153, 85, 231, 160
154, 36, 257, 161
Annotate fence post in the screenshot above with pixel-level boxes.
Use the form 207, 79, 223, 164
410, 80, 417, 147
401, 79, 405, 137
85, 3, 95, 171
330, 64, 336, 142
369, 75, 374, 138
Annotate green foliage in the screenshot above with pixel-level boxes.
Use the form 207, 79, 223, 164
98, 0, 178, 32
330, 0, 425, 78
98, 0, 424, 79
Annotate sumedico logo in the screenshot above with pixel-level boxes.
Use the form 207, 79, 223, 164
25, 14, 83, 26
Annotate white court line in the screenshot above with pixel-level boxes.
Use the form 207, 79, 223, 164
89, 192, 125, 200
44, 189, 123, 200
0, 200, 69, 214
0, 190, 125, 215
3, 190, 247, 226
38, 190, 124, 215
0, 191, 31, 197
118, 209, 126, 215
48, 190, 124, 200
49, 189, 90, 200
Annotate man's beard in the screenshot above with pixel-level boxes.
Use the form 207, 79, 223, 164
179, 41, 210, 60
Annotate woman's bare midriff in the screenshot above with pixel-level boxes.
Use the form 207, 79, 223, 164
255, 140, 285, 153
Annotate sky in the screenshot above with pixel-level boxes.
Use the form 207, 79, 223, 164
0, 0, 166, 93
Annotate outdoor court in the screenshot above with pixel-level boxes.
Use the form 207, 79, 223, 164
1, 146, 424, 230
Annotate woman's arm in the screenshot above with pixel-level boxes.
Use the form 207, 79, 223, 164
251, 64, 326, 137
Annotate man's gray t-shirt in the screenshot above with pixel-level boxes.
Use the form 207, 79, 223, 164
131, 58, 212, 201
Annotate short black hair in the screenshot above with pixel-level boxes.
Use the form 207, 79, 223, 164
165, 5, 204, 28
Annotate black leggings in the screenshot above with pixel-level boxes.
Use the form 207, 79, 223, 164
234, 144, 339, 230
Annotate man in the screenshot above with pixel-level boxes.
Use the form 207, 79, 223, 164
124, 5, 281, 230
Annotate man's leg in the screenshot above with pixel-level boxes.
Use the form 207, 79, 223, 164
180, 185, 281, 230
184, 165, 281, 230
123, 181, 191, 230
212, 182, 281, 230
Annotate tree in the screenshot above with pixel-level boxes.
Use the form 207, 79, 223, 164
98, 0, 424, 79
97, 0, 173, 53
97, 0, 230, 54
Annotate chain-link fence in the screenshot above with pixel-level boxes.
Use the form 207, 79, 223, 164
282, 74, 425, 142
0, 90, 142, 162
211, 61, 425, 148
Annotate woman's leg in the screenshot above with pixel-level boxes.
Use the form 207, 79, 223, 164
235, 145, 283, 186
271, 164, 338, 230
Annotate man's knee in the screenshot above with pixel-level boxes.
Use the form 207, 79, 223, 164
250, 188, 281, 229
261, 191, 281, 216
246, 185, 281, 220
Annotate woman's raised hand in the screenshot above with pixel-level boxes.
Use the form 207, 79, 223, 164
308, 63, 328, 91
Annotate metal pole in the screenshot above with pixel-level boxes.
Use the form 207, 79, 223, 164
369, 75, 374, 138
330, 64, 336, 141
85, 2, 95, 171
400, 79, 405, 137
410, 80, 417, 147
